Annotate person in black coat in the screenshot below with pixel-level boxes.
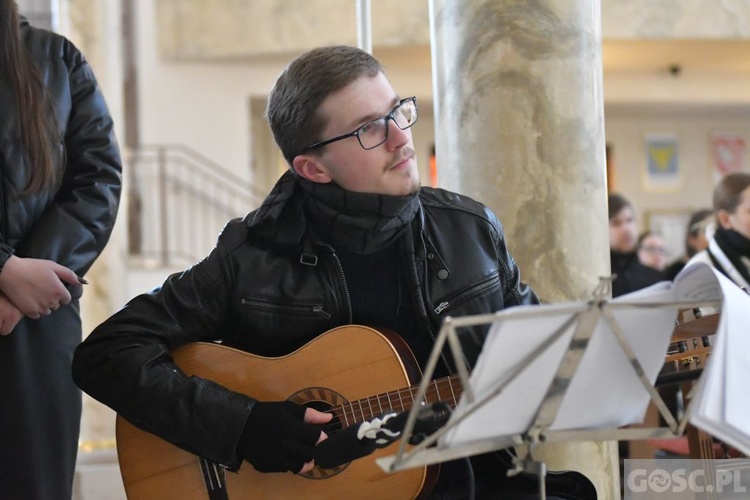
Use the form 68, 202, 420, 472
608, 194, 664, 297
0, 3, 122, 498
664, 208, 712, 280
73, 45, 595, 499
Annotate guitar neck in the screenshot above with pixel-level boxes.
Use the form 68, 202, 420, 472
331, 374, 463, 429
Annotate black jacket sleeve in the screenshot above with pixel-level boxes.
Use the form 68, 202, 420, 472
72, 236, 255, 470
15, 42, 121, 275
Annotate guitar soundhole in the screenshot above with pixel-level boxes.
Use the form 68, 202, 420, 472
288, 386, 351, 479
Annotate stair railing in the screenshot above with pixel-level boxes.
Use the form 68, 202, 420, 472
128, 144, 265, 268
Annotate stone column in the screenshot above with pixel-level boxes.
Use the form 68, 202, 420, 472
430, 0, 617, 498
58, 0, 128, 450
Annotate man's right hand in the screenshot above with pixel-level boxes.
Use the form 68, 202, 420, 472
238, 401, 331, 474
0, 256, 78, 318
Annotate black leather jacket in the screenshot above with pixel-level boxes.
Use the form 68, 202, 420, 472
0, 18, 121, 499
0, 18, 121, 274
73, 179, 538, 470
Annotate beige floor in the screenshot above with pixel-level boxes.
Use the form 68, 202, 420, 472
73, 449, 126, 500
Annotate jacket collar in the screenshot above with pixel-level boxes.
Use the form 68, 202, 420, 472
246, 171, 307, 250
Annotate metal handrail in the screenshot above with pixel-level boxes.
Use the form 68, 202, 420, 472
128, 144, 265, 267
133, 144, 267, 200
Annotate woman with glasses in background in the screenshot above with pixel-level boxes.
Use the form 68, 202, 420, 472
637, 230, 669, 272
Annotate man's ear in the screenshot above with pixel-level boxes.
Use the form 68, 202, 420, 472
717, 209, 733, 230
292, 154, 332, 183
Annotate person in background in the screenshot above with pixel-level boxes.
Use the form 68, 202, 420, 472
687, 173, 750, 290
636, 230, 669, 272
0, 2, 122, 498
608, 193, 664, 297
664, 208, 713, 280
72, 45, 595, 499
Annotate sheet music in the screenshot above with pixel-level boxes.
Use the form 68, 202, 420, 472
551, 286, 678, 430
441, 261, 750, 452
441, 286, 679, 448
689, 269, 750, 456
440, 303, 584, 445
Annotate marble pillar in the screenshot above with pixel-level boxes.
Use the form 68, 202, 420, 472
58, 0, 128, 452
430, 0, 617, 498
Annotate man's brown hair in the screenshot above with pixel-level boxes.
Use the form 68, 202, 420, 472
713, 172, 750, 214
265, 45, 383, 167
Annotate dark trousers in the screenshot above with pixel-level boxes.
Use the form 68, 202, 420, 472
0, 314, 82, 500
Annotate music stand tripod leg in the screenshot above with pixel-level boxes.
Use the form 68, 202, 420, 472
509, 446, 548, 500
530, 460, 547, 500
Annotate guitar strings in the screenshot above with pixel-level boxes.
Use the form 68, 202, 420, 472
318, 376, 463, 434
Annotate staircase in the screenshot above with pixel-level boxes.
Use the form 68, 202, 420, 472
127, 144, 265, 269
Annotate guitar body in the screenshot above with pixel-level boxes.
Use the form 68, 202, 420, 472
116, 325, 435, 499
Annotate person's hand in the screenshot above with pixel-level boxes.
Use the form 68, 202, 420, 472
0, 294, 24, 335
0, 256, 78, 318
238, 401, 331, 474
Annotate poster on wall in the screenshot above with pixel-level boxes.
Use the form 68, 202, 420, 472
644, 133, 680, 192
709, 130, 747, 181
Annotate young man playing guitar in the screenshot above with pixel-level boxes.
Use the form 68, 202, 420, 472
73, 46, 595, 499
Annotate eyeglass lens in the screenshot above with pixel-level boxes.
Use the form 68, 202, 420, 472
358, 99, 417, 149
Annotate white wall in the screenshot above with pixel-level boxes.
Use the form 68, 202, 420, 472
604, 105, 750, 256
134, 0, 750, 255
136, 0, 438, 188
136, 0, 285, 180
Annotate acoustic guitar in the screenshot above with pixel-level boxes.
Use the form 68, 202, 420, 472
115, 325, 464, 499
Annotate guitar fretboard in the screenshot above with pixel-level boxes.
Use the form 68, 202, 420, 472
327, 374, 463, 432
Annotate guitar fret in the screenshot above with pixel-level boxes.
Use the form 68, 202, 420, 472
388, 391, 397, 412
366, 396, 374, 420
342, 402, 352, 428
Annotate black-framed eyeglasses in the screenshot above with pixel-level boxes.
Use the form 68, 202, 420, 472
306, 96, 418, 152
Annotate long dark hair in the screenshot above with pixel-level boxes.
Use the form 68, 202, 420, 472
0, 0, 60, 193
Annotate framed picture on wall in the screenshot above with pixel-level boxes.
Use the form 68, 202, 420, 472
644, 133, 681, 192
709, 130, 748, 182
645, 209, 693, 263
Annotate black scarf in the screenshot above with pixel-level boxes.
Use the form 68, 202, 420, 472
298, 177, 420, 254
713, 227, 750, 285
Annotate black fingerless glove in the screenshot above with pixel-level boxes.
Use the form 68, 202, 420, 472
238, 401, 320, 473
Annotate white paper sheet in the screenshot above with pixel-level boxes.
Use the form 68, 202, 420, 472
689, 269, 750, 456
440, 261, 750, 453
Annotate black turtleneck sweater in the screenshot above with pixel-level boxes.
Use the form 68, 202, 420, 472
335, 242, 447, 377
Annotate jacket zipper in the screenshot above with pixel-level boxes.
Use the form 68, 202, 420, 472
239, 298, 331, 319
423, 315, 454, 377
330, 252, 353, 324
434, 272, 501, 315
